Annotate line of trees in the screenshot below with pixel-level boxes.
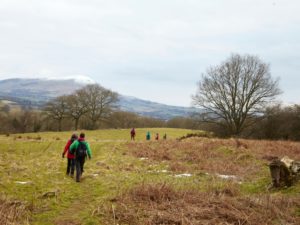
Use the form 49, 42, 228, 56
1, 101, 300, 141
0, 108, 169, 134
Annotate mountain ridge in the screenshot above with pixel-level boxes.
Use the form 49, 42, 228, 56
0, 77, 199, 120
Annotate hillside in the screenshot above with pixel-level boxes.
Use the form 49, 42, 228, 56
0, 129, 299, 224
0, 78, 199, 120
118, 95, 198, 119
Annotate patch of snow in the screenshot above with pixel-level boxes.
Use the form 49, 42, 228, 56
139, 157, 148, 160
44, 75, 96, 84
215, 173, 238, 180
158, 170, 168, 173
147, 169, 169, 173
204, 172, 242, 183
174, 173, 192, 178
15, 181, 32, 184
72, 75, 96, 84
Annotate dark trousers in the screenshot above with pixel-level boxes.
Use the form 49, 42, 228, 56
75, 157, 85, 182
66, 158, 75, 175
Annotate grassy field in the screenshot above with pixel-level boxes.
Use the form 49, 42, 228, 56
0, 128, 300, 225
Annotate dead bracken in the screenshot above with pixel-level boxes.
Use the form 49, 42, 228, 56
0, 196, 29, 225
127, 138, 300, 180
100, 183, 300, 225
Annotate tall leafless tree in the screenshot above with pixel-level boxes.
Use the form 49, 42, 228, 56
80, 84, 118, 129
44, 95, 68, 131
192, 54, 281, 136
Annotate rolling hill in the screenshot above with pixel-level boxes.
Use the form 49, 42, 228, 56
0, 77, 199, 120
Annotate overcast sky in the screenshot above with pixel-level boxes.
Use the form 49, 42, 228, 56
0, 0, 299, 106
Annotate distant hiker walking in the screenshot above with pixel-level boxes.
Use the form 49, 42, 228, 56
163, 133, 167, 140
130, 128, 136, 141
146, 131, 151, 140
70, 132, 92, 182
155, 133, 159, 140
62, 133, 78, 177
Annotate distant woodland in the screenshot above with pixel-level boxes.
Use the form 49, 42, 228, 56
1, 98, 300, 141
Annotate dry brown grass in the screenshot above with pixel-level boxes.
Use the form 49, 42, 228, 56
54, 218, 81, 225
100, 183, 300, 225
0, 196, 29, 225
128, 138, 300, 180
238, 139, 300, 160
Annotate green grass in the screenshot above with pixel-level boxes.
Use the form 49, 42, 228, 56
0, 128, 299, 224
0, 128, 196, 224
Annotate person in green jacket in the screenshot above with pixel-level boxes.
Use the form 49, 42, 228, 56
146, 131, 151, 140
70, 132, 92, 182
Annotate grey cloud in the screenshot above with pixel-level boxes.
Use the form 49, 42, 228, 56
0, 0, 300, 105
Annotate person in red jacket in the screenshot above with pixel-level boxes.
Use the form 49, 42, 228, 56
130, 128, 136, 141
62, 133, 78, 177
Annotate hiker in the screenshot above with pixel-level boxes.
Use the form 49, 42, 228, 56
70, 132, 92, 182
163, 133, 167, 140
62, 133, 78, 177
155, 133, 159, 140
130, 128, 136, 141
146, 131, 151, 140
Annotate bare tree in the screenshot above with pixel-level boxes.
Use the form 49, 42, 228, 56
66, 90, 88, 130
80, 84, 119, 129
44, 96, 68, 131
192, 54, 281, 136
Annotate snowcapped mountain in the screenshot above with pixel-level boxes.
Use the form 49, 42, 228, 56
0, 78, 84, 99
0, 77, 199, 120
